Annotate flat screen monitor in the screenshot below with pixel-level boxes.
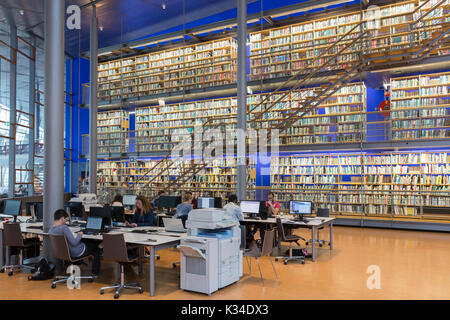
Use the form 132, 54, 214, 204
35, 203, 43, 220
89, 206, 112, 227
123, 195, 137, 206
290, 201, 312, 215
2, 200, 22, 220
64, 201, 85, 218
25, 202, 42, 217
110, 206, 125, 223
86, 216, 103, 231
158, 196, 182, 209
198, 197, 215, 209
214, 197, 223, 209
240, 200, 260, 214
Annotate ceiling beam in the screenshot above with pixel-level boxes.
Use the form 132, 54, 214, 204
264, 16, 275, 26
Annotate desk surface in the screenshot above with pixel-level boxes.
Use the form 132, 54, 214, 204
1, 221, 185, 247
242, 216, 335, 227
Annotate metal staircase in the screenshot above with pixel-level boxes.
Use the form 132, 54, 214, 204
126, 0, 450, 197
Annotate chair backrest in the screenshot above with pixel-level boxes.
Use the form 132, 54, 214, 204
261, 228, 275, 257
276, 217, 286, 242
239, 225, 246, 251
4, 222, 24, 247
102, 233, 130, 263
49, 234, 72, 262
317, 208, 330, 218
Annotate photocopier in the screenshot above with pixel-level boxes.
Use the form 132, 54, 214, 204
177, 208, 243, 295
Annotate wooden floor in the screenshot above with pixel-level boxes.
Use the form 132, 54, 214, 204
1, 226, 449, 300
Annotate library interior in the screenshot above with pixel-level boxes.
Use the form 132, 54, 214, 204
0, 0, 449, 300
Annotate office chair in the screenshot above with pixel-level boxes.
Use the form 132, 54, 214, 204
274, 217, 305, 265
305, 208, 330, 247
0, 223, 38, 276
49, 234, 94, 289
100, 233, 144, 299
243, 228, 278, 286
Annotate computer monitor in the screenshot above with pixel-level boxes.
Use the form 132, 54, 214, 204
158, 196, 182, 209
123, 195, 137, 206
25, 202, 43, 221
2, 200, 22, 221
86, 216, 103, 231
64, 201, 85, 218
109, 206, 125, 223
290, 201, 312, 220
214, 197, 223, 209
89, 206, 112, 227
240, 200, 260, 216
198, 197, 215, 209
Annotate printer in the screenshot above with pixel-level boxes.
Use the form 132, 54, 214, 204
178, 208, 243, 295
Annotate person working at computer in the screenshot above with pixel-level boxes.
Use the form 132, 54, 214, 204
152, 190, 167, 208
124, 196, 155, 227
185, 191, 197, 209
111, 194, 123, 207
223, 194, 244, 222
49, 209, 101, 276
173, 193, 193, 227
266, 191, 281, 216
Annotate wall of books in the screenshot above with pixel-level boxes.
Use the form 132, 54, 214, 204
98, 38, 237, 103
97, 110, 129, 154
270, 151, 450, 222
249, 0, 450, 81
390, 71, 450, 140
96, 157, 256, 200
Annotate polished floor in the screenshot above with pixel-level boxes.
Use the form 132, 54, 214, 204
1, 226, 449, 300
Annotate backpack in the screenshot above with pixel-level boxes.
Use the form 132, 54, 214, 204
28, 258, 55, 281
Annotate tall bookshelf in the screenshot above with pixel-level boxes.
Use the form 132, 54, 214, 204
390, 71, 450, 140
134, 82, 366, 152
249, 0, 449, 80
97, 110, 129, 154
96, 157, 256, 200
98, 38, 237, 102
270, 151, 450, 222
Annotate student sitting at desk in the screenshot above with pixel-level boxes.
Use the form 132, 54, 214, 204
184, 191, 197, 209
49, 209, 101, 276
223, 194, 244, 222
266, 191, 281, 216
125, 196, 155, 227
174, 193, 193, 227
152, 190, 167, 208
111, 194, 123, 207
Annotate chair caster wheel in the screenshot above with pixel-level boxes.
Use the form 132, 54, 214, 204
172, 263, 177, 268
100, 290, 104, 295
51, 283, 56, 289
8, 271, 13, 276
114, 294, 120, 299
88, 278, 93, 283
302, 261, 305, 264
0, 268, 5, 273
156, 256, 160, 260
283, 261, 287, 265
319, 244, 323, 248
275, 258, 278, 262
139, 288, 143, 294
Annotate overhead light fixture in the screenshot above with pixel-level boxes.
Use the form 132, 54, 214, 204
162, 1, 166, 10
19, 10, 24, 15
98, 51, 113, 56
99, 25, 104, 31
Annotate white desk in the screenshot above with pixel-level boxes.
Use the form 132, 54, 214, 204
0, 221, 185, 297
241, 216, 335, 262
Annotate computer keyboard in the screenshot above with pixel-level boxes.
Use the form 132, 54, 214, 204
27, 226, 43, 230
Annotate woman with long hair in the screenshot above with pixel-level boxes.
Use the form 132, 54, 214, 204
125, 195, 155, 227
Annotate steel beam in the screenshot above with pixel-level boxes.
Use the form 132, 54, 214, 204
28, 36, 36, 196
8, 24, 16, 197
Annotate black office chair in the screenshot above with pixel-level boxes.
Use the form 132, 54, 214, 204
0, 223, 38, 276
100, 233, 144, 299
274, 217, 305, 265
49, 234, 95, 288
306, 208, 330, 247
